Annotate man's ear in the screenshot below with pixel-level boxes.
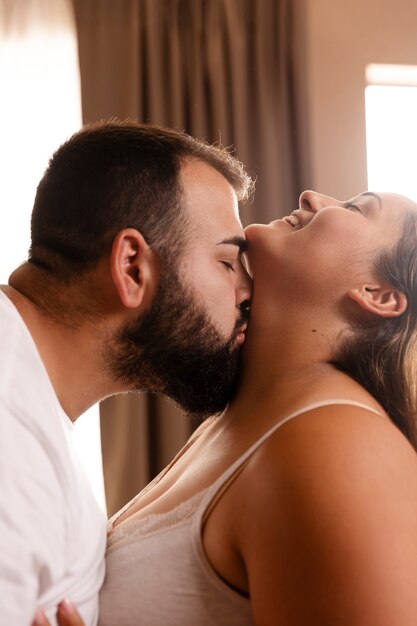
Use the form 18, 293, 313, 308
110, 228, 158, 309
348, 284, 407, 318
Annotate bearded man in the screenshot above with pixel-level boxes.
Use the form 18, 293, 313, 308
0, 121, 252, 625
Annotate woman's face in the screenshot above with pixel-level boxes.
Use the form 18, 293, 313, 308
244, 190, 417, 309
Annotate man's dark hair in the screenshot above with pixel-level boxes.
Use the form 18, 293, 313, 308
29, 120, 254, 279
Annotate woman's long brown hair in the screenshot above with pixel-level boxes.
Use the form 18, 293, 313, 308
335, 212, 417, 448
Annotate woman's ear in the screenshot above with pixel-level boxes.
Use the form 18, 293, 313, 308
110, 228, 159, 309
348, 284, 407, 318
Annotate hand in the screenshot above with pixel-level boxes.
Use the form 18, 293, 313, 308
32, 600, 86, 626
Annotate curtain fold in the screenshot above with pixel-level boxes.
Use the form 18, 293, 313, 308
72, 0, 310, 516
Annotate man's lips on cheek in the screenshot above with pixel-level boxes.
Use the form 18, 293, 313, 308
235, 322, 248, 345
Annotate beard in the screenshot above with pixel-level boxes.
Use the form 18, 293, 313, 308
107, 266, 248, 419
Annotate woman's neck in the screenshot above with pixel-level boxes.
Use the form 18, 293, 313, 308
240, 308, 338, 381
227, 311, 361, 425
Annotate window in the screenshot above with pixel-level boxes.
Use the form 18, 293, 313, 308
0, 1, 106, 511
365, 63, 417, 198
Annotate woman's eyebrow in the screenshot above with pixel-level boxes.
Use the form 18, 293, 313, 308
217, 236, 248, 253
358, 191, 382, 208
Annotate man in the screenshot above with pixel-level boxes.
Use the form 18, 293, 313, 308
0, 121, 253, 625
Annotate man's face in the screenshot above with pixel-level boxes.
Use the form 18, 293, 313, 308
177, 159, 251, 345
109, 160, 252, 418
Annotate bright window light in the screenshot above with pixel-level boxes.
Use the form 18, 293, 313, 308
365, 64, 417, 200
0, 22, 82, 280
0, 3, 106, 512
72, 406, 107, 512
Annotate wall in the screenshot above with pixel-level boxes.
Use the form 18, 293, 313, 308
304, 0, 417, 198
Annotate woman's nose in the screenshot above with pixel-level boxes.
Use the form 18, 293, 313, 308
298, 190, 341, 212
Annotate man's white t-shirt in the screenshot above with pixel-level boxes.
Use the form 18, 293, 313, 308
0, 291, 107, 625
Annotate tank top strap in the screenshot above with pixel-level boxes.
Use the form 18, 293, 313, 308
197, 399, 382, 511
190, 399, 383, 594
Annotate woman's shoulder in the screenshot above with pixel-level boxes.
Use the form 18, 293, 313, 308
235, 403, 417, 555
232, 403, 417, 625
248, 402, 417, 492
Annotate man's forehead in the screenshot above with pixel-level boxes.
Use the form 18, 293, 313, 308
180, 161, 244, 236
180, 160, 239, 205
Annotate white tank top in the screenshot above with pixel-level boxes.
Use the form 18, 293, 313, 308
99, 400, 381, 626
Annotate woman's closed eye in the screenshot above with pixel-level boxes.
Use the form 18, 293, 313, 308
344, 202, 362, 213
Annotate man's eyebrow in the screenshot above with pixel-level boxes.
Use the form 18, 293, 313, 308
217, 236, 248, 253
358, 191, 382, 208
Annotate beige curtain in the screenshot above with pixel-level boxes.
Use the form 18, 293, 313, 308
72, 0, 310, 516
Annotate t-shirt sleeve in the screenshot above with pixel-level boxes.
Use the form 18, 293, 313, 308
0, 401, 66, 626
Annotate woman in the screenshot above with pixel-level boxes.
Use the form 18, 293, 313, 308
41, 190, 417, 625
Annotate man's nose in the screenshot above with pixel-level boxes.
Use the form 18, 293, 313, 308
299, 189, 341, 212
236, 260, 252, 308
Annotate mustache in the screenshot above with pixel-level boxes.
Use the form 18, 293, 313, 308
229, 303, 250, 345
